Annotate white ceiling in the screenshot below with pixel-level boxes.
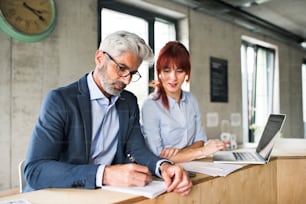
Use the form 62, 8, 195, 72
171, 0, 306, 49
225, 0, 306, 39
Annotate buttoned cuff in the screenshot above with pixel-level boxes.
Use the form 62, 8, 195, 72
155, 159, 174, 178
96, 165, 106, 187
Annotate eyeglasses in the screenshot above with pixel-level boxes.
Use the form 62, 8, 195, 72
104, 52, 142, 82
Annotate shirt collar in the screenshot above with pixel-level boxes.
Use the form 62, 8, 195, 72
87, 71, 119, 104
168, 91, 186, 108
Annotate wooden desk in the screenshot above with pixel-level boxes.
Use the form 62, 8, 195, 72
1, 139, 305, 204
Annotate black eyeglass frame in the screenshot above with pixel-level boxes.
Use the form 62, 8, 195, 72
103, 52, 142, 82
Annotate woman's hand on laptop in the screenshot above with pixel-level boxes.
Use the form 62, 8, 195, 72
200, 139, 226, 157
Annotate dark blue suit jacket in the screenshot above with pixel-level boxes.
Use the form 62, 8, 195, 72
24, 74, 161, 191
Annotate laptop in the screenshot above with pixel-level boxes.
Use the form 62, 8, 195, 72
213, 114, 286, 164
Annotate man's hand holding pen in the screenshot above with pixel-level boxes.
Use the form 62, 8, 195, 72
103, 164, 152, 187
102, 153, 192, 196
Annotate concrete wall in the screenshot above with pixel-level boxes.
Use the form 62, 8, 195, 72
188, 8, 305, 142
0, 0, 97, 190
0, 0, 305, 190
189, 11, 244, 141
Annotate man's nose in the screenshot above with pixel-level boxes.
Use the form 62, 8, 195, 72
120, 75, 132, 85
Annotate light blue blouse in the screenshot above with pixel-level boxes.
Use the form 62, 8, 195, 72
141, 91, 207, 156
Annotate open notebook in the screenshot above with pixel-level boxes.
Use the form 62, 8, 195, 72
213, 114, 286, 164
103, 180, 167, 199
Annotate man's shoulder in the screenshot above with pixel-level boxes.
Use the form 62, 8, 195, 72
120, 90, 137, 99
49, 74, 88, 94
116, 90, 139, 113
116, 90, 138, 108
44, 74, 88, 103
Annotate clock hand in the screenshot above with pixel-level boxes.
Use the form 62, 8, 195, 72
22, 2, 45, 22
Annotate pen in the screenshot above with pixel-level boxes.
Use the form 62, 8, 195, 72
127, 153, 137, 164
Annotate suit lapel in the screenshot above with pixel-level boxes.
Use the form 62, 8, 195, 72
77, 75, 92, 161
115, 94, 129, 162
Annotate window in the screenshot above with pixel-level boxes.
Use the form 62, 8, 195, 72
302, 60, 306, 138
241, 36, 279, 143
98, 0, 177, 107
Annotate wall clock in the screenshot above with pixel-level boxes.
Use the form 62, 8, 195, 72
0, 0, 56, 42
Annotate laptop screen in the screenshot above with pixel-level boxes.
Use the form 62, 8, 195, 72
256, 114, 286, 160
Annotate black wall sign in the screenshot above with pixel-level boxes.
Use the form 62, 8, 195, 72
210, 57, 228, 102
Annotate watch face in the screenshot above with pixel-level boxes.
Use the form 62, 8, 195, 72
0, 0, 54, 35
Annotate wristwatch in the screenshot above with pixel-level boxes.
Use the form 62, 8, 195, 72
158, 160, 174, 175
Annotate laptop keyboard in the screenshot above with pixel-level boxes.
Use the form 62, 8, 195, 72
233, 152, 257, 161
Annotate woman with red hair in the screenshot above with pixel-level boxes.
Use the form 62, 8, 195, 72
141, 41, 225, 163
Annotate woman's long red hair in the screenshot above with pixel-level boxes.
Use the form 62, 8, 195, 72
153, 41, 191, 110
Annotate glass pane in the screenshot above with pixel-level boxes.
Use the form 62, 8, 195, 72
253, 48, 275, 142
246, 46, 256, 143
154, 20, 176, 60
255, 48, 269, 125
101, 8, 149, 107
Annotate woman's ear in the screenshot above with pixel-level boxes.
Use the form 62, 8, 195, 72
185, 75, 190, 82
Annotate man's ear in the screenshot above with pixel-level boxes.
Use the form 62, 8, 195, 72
95, 50, 105, 65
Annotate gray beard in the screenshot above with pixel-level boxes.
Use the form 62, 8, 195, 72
103, 81, 126, 96
100, 65, 126, 96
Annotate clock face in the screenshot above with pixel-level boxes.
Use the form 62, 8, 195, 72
0, 0, 56, 42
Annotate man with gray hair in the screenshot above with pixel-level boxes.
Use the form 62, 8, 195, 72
24, 31, 192, 196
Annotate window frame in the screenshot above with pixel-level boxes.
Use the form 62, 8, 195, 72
301, 59, 306, 138
97, 0, 178, 48
97, 0, 178, 94
241, 37, 279, 144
